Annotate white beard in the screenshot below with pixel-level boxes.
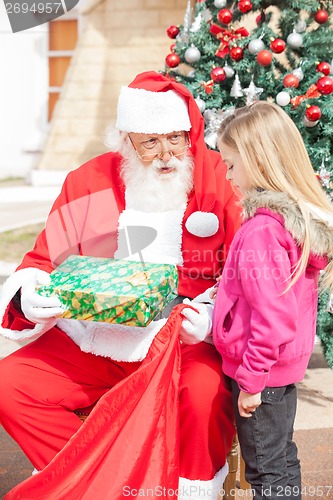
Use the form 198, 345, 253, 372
120, 139, 194, 212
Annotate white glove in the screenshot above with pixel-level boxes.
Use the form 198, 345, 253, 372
21, 270, 64, 324
180, 299, 213, 345
191, 286, 216, 305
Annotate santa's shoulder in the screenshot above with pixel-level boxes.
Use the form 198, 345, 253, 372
63, 152, 124, 195
71, 152, 122, 177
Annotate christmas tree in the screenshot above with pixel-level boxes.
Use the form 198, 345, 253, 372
163, 0, 333, 368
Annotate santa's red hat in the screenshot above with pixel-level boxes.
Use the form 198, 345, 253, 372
116, 71, 219, 238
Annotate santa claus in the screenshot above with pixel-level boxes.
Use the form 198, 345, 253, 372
0, 71, 241, 499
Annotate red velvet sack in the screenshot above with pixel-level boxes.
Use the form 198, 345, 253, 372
5, 306, 185, 500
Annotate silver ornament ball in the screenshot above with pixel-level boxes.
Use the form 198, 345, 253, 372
276, 91, 290, 107
294, 20, 307, 33
303, 116, 318, 128
292, 68, 304, 81
287, 32, 303, 49
248, 39, 265, 55
214, 0, 227, 8
195, 97, 206, 113
224, 65, 235, 78
184, 46, 201, 64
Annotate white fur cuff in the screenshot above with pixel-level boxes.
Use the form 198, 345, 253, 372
178, 463, 229, 499
0, 268, 56, 341
58, 317, 167, 362
116, 87, 191, 134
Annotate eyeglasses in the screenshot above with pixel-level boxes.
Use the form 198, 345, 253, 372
128, 133, 191, 162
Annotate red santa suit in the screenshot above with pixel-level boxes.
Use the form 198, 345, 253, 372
0, 72, 241, 499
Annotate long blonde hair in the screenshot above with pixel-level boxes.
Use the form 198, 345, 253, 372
217, 101, 333, 292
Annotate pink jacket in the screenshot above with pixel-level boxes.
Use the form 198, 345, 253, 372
213, 190, 333, 394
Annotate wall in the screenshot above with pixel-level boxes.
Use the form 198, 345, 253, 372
0, 3, 48, 179
36, 0, 188, 175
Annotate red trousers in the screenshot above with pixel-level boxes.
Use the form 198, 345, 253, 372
0, 328, 235, 480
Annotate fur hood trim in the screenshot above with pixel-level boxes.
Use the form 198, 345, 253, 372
242, 190, 333, 259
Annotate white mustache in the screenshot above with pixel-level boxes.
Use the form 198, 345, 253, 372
152, 156, 182, 170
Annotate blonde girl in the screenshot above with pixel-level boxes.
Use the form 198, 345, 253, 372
213, 101, 333, 499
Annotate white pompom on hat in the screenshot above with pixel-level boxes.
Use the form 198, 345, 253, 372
185, 211, 219, 238
116, 87, 191, 134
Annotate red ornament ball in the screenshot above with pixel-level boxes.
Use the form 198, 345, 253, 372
283, 74, 299, 88
270, 38, 286, 54
256, 13, 265, 25
170, 43, 176, 53
316, 62, 331, 76
314, 9, 329, 24
166, 25, 180, 39
230, 46, 244, 61
165, 53, 181, 68
317, 76, 333, 95
305, 105, 322, 122
256, 50, 273, 66
217, 8, 233, 25
211, 67, 227, 83
238, 0, 252, 13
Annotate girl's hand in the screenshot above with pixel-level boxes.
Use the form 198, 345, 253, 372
238, 390, 262, 418
209, 276, 222, 300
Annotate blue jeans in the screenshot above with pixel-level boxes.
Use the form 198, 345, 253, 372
230, 379, 302, 499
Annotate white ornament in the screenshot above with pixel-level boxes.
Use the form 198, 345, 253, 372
303, 116, 318, 128
319, 159, 331, 188
292, 67, 304, 81
224, 65, 235, 78
248, 39, 265, 55
185, 45, 201, 64
243, 79, 263, 105
190, 13, 202, 33
230, 74, 243, 98
287, 31, 303, 49
214, 0, 227, 8
202, 8, 212, 22
295, 19, 307, 33
276, 91, 290, 107
181, 0, 193, 43
195, 97, 206, 113
203, 106, 235, 149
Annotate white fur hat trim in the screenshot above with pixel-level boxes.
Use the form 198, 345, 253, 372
116, 87, 191, 134
185, 211, 219, 238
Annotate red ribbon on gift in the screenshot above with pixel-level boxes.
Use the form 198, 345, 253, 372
202, 80, 214, 94
210, 23, 249, 58
290, 84, 321, 108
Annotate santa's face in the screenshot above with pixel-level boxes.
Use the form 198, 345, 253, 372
128, 131, 189, 175
120, 131, 194, 212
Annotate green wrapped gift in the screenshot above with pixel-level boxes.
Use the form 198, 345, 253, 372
37, 255, 178, 327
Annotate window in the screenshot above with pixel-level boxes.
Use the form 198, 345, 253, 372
48, 19, 78, 121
